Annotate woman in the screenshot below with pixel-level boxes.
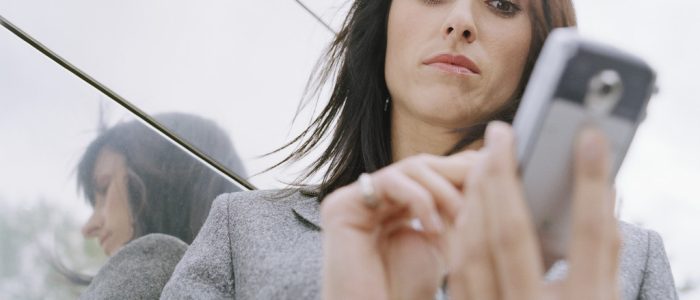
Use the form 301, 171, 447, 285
162, 1, 677, 299
75, 112, 246, 299
79, 112, 247, 254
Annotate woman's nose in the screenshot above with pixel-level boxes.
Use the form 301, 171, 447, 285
81, 211, 102, 238
442, 1, 478, 44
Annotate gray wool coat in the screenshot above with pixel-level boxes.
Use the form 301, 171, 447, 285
160, 189, 678, 300
81, 233, 188, 300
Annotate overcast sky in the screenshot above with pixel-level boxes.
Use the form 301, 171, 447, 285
1, 0, 699, 296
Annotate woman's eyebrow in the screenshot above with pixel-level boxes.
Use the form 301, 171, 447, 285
514, 0, 529, 8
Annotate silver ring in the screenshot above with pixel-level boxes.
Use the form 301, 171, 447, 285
358, 173, 379, 209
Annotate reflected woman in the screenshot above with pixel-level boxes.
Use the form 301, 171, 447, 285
75, 112, 246, 298
163, 0, 677, 299
80, 146, 134, 256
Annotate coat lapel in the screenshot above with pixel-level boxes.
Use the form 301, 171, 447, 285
291, 195, 322, 231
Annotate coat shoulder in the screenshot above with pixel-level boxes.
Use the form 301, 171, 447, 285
82, 234, 187, 300
618, 221, 678, 300
211, 188, 319, 227
213, 189, 310, 211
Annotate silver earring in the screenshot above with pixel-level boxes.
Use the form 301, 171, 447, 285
384, 97, 390, 112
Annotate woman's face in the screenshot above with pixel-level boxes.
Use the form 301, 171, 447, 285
385, 0, 532, 128
81, 147, 134, 256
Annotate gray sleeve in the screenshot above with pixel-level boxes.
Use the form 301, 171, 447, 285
81, 233, 188, 300
161, 195, 235, 299
639, 230, 678, 300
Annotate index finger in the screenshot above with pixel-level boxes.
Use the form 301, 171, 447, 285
419, 151, 480, 189
566, 128, 621, 299
479, 122, 543, 300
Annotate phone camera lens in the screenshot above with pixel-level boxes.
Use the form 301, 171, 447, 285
596, 70, 622, 96
585, 69, 624, 115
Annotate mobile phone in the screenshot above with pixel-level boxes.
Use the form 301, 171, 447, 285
512, 28, 656, 260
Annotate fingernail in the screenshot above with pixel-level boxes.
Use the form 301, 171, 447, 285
431, 212, 444, 233
486, 121, 509, 148
578, 127, 605, 162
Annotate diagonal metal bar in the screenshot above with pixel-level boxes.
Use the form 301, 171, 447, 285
0, 14, 257, 191
294, 0, 338, 36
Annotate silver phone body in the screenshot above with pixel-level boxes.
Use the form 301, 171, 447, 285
513, 28, 656, 259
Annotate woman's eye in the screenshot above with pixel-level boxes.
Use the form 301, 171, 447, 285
485, 0, 521, 16
97, 183, 110, 195
94, 180, 111, 197
424, 0, 443, 5
95, 187, 106, 197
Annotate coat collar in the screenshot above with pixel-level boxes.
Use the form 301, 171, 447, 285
290, 191, 322, 231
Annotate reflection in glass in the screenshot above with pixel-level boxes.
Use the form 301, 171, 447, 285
77, 113, 246, 256
0, 19, 246, 299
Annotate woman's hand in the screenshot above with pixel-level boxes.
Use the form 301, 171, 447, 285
447, 121, 621, 300
320, 151, 478, 300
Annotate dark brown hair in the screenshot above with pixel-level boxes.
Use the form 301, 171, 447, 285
77, 113, 246, 244
274, 0, 577, 200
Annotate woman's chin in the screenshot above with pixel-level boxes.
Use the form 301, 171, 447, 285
404, 102, 480, 128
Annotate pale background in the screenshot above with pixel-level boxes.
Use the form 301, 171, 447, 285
0, 0, 698, 298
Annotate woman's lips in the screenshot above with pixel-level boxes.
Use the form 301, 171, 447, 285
99, 233, 111, 248
423, 53, 481, 76
428, 62, 477, 76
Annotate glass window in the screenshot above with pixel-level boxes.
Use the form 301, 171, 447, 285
1, 0, 699, 298
0, 15, 247, 298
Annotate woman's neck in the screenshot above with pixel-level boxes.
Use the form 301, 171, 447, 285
390, 109, 483, 162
